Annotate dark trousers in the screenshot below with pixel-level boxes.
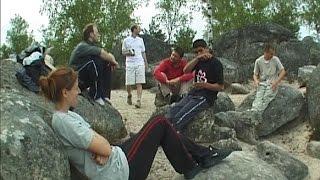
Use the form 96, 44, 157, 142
118, 116, 198, 180
77, 58, 111, 100
167, 95, 210, 132
105, 64, 112, 99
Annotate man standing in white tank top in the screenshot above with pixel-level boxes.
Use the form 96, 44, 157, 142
122, 25, 148, 108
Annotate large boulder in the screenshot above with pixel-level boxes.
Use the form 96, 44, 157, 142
302, 36, 320, 65
0, 60, 128, 178
306, 141, 320, 159
307, 64, 320, 140
212, 23, 320, 82
174, 151, 287, 180
297, 65, 316, 87
257, 141, 309, 180
0, 89, 70, 179
219, 57, 241, 83
214, 111, 259, 144
238, 85, 306, 136
73, 96, 127, 143
0, 60, 127, 143
224, 83, 250, 94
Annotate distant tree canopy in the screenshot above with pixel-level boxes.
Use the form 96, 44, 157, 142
4, 14, 34, 56
146, 17, 166, 42
41, 0, 138, 65
205, 0, 302, 38
174, 26, 196, 53
154, 0, 190, 44
301, 0, 320, 39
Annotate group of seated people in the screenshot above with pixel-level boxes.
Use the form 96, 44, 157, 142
39, 22, 285, 179
39, 40, 232, 180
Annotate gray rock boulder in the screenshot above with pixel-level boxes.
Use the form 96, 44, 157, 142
257, 141, 309, 180
0, 60, 127, 143
225, 83, 250, 94
0, 89, 70, 179
212, 23, 320, 82
0, 60, 128, 178
238, 85, 306, 136
73, 97, 127, 143
307, 64, 320, 140
210, 138, 242, 151
298, 65, 316, 87
213, 92, 236, 113
174, 151, 287, 180
219, 58, 241, 83
302, 36, 320, 65
306, 141, 320, 159
214, 111, 259, 144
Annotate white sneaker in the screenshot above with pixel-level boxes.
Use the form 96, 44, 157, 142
95, 98, 105, 106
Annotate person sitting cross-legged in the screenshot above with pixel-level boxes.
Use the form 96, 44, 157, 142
69, 23, 118, 106
154, 47, 194, 105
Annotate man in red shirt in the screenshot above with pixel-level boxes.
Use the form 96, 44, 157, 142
153, 47, 194, 104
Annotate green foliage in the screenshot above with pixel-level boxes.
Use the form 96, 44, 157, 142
41, 0, 137, 65
206, 0, 301, 38
174, 26, 196, 53
0, 44, 12, 59
155, 0, 190, 43
301, 0, 320, 37
6, 14, 34, 54
147, 17, 166, 41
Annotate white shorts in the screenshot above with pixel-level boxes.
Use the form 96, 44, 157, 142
125, 64, 146, 85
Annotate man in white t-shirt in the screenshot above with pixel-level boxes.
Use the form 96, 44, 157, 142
252, 44, 286, 110
122, 25, 148, 108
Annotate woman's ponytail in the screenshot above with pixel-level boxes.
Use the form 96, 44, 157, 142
39, 67, 77, 103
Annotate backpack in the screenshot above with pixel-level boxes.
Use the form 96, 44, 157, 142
15, 44, 49, 93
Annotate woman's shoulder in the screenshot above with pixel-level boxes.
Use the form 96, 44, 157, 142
52, 111, 81, 126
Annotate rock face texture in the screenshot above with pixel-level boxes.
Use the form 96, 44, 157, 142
307, 64, 320, 140
0, 60, 127, 179
0, 89, 70, 179
297, 65, 316, 87
257, 141, 309, 180
174, 151, 287, 180
307, 141, 320, 159
213, 23, 320, 82
238, 85, 306, 136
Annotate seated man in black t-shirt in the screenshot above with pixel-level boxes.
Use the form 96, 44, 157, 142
167, 39, 224, 132
69, 23, 119, 106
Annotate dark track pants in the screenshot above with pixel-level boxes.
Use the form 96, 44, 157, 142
119, 116, 198, 180
77, 58, 111, 100
167, 95, 210, 132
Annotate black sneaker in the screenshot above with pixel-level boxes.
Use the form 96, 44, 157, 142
184, 164, 203, 179
200, 145, 233, 168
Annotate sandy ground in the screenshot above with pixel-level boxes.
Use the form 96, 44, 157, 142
110, 89, 320, 180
